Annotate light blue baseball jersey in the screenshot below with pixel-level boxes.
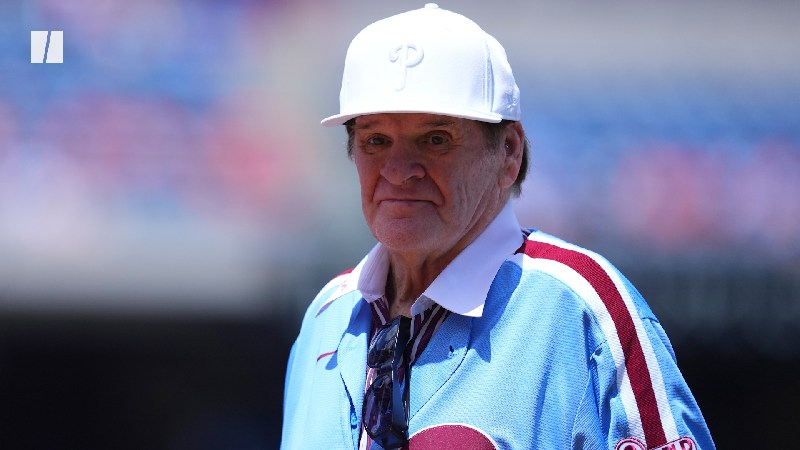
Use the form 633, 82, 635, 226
281, 204, 715, 450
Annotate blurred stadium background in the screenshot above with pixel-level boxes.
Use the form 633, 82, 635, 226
0, 0, 798, 448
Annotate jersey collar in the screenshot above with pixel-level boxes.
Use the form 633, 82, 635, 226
319, 200, 524, 318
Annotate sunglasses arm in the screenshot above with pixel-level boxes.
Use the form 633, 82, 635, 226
391, 318, 411, 438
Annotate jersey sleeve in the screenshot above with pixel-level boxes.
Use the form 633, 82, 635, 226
515, 232, 716, 450
570, 318, 716, 450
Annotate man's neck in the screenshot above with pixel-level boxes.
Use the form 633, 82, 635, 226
383, 194, 509, 319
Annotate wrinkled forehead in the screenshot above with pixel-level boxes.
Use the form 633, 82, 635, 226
353, 113, 465, 132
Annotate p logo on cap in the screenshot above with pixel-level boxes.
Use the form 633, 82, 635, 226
389, 43, 424, 91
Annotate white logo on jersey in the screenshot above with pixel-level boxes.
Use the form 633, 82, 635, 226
615, 436, 697, 450
615, 438, 646, 450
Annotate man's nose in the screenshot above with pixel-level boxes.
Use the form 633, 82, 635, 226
379, 141, 425, 185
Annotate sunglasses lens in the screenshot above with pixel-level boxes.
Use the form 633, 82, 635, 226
363, 373, 393, 435
367, 321, 399, 367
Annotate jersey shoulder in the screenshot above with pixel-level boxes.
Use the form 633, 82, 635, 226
305, 267, 357, 321
511, 232, 714, 449
509, 229, 656, 322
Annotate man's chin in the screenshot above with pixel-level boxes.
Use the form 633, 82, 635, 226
373, 218, 439, 253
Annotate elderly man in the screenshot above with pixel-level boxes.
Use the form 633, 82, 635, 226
282, 4, 714, 450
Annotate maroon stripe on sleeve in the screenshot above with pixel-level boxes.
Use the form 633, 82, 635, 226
515, 240, 667, 448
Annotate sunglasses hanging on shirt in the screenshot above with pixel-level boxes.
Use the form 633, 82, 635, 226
362, 315, 412, 449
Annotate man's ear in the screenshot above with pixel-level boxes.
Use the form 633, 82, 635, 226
498, 121, 524, 190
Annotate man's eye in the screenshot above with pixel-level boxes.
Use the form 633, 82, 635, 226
429, 135, 447, 145
367, 137, 386, 146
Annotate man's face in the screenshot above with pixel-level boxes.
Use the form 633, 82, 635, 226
353, 113, 509, 257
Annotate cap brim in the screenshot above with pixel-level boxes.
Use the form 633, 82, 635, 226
320, 104, 506, 127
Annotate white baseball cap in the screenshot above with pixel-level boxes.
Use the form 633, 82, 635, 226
321, 3, 521, 127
